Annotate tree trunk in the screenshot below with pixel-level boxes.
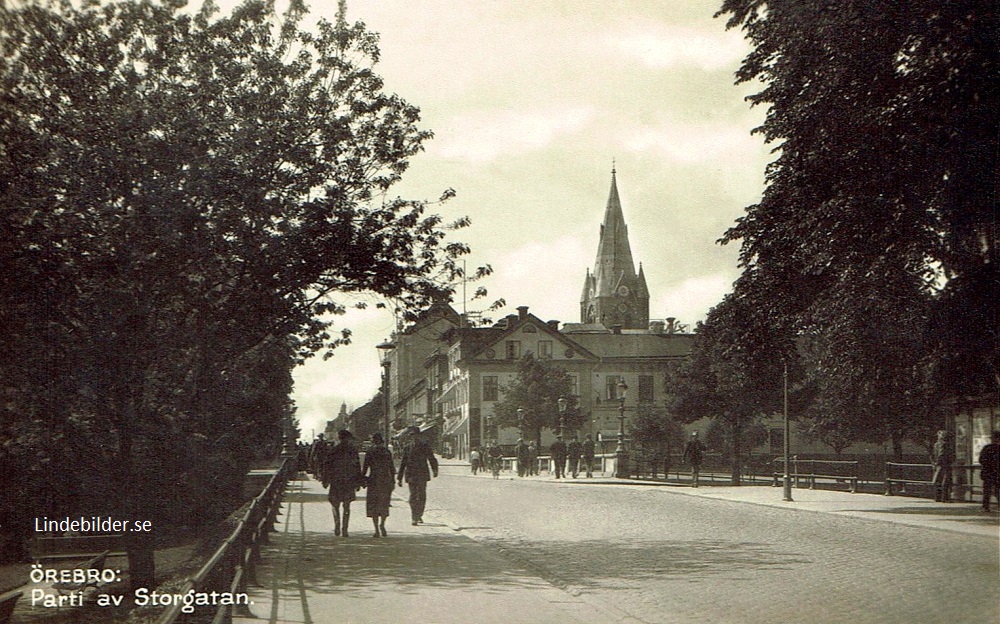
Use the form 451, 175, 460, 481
120, 394, 156, 591
730, 414, 743, 486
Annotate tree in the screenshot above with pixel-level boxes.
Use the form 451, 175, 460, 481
669, 294, 793, 484
491, 354, 580, 448
0, 0, 476, 580
715, 0, 998, 420
629, 404, 685, 471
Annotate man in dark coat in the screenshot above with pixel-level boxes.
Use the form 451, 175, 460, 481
581, 434, 596, 478
979, 430, 1000, 513
567, 435, 583, 478
682, 431, 705, 488
550, 435, 568, 479
515, 438, 530, 477
322, 430, 362, 537
397, 426, 438, 525
931, 429, 955, 502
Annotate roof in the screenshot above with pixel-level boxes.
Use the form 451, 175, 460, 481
566, 332, 693, 359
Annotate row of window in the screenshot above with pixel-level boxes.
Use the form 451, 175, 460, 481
480, 374, 656, 403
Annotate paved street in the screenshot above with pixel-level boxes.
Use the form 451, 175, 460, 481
240, 464, 999, 624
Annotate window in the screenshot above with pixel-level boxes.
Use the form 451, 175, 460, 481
538, 340, 553, 359
505, 340, 521, 359
568, 374, 579, 398
638, 375, 654, 402
482, 376, 498, 402
605, 375, 624, 400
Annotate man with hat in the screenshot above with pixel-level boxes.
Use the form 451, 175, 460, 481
549, 434, 568, 479
397, 426, 438, 525
321, 429, 362, 536
682, 431, 705, 487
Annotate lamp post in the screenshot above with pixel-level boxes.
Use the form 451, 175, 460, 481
485, 414, 493, 447
783, 362, 793, 502
377, 339, 395, 438
516, 407, 525, 440
615, 380, 629, 478
557, 397, 567, 437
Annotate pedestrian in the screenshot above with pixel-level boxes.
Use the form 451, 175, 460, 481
527, 441, 539, 476
931, 429, 955, 502
487, 442, 503, 478
362, 432, 395, 537
515, 438, 530, 477
550, 435, 568, 479
321, 429, 362, 537
309, 433, 329, 477
682, 431, 705, 487
979, 430, 1000, 513
397, 426, 438, 525
470, 447, 482, 475
567, 435, 583, 478
582, 434, 596, 478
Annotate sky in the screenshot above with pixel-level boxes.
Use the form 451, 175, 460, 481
287, 0, 773, 439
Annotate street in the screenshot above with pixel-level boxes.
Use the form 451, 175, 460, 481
425, 466, 999, 624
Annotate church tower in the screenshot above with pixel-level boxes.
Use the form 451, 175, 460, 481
580, 167, 650, 329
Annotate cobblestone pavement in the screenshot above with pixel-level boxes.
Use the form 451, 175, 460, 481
431, 467, 1000, 624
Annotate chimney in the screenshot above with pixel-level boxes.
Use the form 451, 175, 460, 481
547, 320, 560, 331
666, 317, 676, 335
610, 324, 623, 335
517, 305, 529, 319
649, 320, 665, 334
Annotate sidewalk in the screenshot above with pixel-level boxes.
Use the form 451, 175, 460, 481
442, 462, 1000, 539
233, 476, 631, 624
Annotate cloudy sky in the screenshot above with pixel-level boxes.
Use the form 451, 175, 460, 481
290, 0, 773, 438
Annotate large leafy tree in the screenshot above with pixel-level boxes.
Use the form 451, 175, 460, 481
712, 1, 998, 441
669, 294, 792, 484
0, 0, 474, 581
491, 354, 580, 448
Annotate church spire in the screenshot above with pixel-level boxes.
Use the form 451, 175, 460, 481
580, 165, 649, 329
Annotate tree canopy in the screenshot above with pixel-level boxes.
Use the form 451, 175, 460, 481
688, 0, 999, 456
0, 0, 475, 579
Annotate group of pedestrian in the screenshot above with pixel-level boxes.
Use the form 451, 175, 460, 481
314, 425, 438, 538
514, 439, 540, 476
548, 433, 596, 478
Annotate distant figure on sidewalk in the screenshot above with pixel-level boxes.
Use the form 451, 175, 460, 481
979, 431, 1000, 513
397, 426, 438, 525
931, 429, 955, 502
550, 435, 568, 479
567, 435, 583, 478
515, 438, 530, 477
527, 441, 539, 476
487, 442, 503, 478
582, 434, 596, 478
682, 431, 705, 487
470, 447, 482, 475
322, 429, 362, 537
362, 432, 395, 538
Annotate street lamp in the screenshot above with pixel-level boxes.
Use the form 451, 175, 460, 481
516, 407, 525, 440
557, 397, 567, 437
377, 339, 395, 438
485, 414, 493, 447
615, 380, 629, 479
783, 362, 793, 502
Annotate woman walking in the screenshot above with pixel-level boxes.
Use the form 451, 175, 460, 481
362, 432, 395, 537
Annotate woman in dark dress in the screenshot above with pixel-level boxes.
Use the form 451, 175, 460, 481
362, 432, 395, 537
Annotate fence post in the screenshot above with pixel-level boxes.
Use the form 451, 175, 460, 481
884, 462, 893, 496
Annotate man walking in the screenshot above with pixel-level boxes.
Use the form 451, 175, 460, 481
931, 429, 955, 502
397, 426, 438, 525
979, 430, 1000, 513
567, 435, 583, 478
682, 431, 705, 487
582, 434, 596, 478
527, 441, 539, 476
515, 438, 530, 477
550, 435, 568, 479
